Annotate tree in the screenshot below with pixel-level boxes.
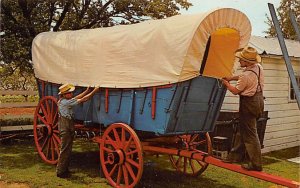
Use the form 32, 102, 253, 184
0, 63, 36, 90
0, 0, 192, 89
265, 0, 300, 39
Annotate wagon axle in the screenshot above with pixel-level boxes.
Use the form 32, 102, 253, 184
106, 150, 125, 165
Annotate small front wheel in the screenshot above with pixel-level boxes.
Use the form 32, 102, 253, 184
100, 123, 143, 188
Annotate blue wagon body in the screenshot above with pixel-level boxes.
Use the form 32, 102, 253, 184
38, 76, 226, 136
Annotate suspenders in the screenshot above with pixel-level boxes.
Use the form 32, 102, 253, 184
245, 65, 262, 93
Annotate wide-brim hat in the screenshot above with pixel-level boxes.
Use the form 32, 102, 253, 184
235, 46, 261, 64
58, 83, 75, 95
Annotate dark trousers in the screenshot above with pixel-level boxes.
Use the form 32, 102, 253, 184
56, 116, 75, 175
229, 92, 263, 167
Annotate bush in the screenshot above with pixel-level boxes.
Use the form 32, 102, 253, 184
0, 95, 39, 103
0, 117, 33, 126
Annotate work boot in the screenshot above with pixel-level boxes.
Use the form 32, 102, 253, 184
222, 153, 242, 163
241, 163, 262, 171
57, 171, 71, 178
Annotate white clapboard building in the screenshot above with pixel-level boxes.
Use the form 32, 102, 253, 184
221, 36, 300, 153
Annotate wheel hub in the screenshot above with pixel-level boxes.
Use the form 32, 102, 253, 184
107, 150, 125, 165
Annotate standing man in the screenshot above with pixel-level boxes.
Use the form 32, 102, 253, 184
222, 46, 264, 171
56, 83, 99, 178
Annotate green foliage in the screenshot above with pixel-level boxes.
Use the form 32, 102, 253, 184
0, 117, 33, 126
0, 0, 192, 74
0, 95, 38, 103
0, 63, 37, 90
265, 0, 300, 39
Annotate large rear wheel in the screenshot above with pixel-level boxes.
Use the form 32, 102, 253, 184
33, 96, 60, 164
169, 133, 212, 176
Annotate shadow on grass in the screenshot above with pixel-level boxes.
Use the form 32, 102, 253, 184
264, 146, 299, 160
71, 150, 101, 177
261, 146, 300, 165
137, 164, 237, 188
70, 149, 236, 188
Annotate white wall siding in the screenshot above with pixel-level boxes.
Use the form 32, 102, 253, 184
221, 56, 300, 153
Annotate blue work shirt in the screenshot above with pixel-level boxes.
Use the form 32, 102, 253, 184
58, 98, 79, 119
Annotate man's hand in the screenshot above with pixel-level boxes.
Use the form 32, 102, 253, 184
222, 79, 230, 87
222, 77, 231, 81
93, 87, 100, 92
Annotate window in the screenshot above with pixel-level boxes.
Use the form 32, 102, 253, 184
290, 75, 300, 101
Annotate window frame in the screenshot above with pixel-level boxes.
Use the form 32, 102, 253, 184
289, 73, 300, 102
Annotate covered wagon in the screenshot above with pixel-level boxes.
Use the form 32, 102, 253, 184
31, 8, 298, 188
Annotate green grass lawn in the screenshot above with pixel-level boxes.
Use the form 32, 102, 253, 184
0, 138, 299, 188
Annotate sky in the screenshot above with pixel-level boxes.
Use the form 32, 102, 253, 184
180, 0, 281, 37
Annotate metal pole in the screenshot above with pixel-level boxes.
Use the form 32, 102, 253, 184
268, 3, 300, 109
289, 10, 300, 42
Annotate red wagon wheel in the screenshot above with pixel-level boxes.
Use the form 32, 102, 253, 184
169, 132, 212, 176
33, 96, 60, 165
100, 123, 143, 188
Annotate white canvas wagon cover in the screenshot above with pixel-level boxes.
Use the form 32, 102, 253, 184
32, 8, 251, 88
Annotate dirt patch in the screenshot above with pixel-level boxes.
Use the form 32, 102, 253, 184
0, 181, 30, 188
0, 108, 35, 116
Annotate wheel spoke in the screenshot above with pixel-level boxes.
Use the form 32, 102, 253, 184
109, 164, 118, 177
190, 159, 196, 174
45, 137, 51, 159
197, 160, 206, 167
50, 100, 54, 123
50, 138, 55, 161
52, 124, 58, 130
122, 165, 129, 186
52, 111, 58, 127
126, 149, 138, 156
116, 165, 122, 186
102, 146, 114, 153
175, 156, 182, 168
127, 158, 139, 168
183, 157, 187, 173
53, 129, 59, 134
38, 134, 45, 142
106, 135, 119, 150
41, 136, 49, 151
190, 135, 198, 143
53, 133, 61, 144
196, 140, 206, 145
37, 113, 48, 126
125, 162, 136, 180
45, 100, 51, 123
113, 128, 121, 145
52, 137, 60, 155
124, 136, 133, 152
121, 128, 126, 146
40, 103, 49, 122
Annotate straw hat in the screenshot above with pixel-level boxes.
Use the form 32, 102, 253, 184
235, 46, 261, 64
58, 83, 75, 95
